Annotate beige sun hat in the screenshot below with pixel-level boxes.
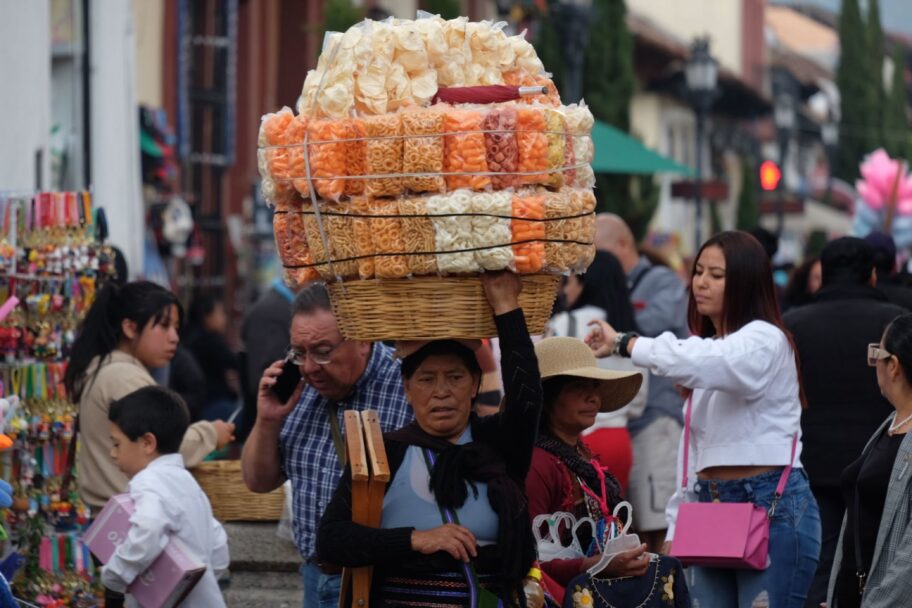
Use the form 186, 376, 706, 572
534, 337, 643, 412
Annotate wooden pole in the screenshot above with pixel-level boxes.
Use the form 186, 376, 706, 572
884, 160, 907, 233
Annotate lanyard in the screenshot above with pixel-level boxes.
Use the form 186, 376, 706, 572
578, 458, 611, 519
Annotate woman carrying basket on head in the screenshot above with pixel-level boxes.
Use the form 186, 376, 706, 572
586, 231, 821, 608
317, 272, 544, 607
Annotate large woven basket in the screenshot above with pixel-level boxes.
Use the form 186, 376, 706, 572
191, 460, 285, 522
327, 274, 561, 341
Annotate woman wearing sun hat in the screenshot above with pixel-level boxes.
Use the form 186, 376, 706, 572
525, 337, 648, 592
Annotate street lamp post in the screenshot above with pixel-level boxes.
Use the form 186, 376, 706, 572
774, 94, 796, 236
685, 38, 719, 250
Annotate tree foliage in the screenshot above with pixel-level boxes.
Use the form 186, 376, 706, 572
580, 0, 652, 236
534, 12, 564, 94
424, 0, 461, 20
836, 0, 873, 182
867, 0, 886, 146
736, 157, 760, 231
584, 0, 634, 131
883, 47, 910, 159
324, 0, 364, 36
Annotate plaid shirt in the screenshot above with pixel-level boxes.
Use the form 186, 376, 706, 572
279, 342, 411, 559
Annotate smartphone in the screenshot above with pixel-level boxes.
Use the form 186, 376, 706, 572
272, 358, 303, 403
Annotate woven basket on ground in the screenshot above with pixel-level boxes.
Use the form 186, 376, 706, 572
327, 274, 561, 341
191, 460, 284, 522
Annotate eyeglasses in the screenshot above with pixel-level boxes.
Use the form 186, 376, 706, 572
286, 339, 346, 366
868, 343, 893, 367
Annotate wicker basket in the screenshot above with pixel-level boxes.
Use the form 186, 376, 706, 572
191, 460, 285, 522
327, 274, 561, 341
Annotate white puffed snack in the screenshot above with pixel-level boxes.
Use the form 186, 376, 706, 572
472, 191, 514, 271
427, 190, 481, 274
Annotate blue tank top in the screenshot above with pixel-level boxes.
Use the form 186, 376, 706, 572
380, 428, 499, 545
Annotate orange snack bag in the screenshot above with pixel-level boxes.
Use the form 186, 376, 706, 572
285, 113, 311, 199
516, 107, 549, 186
544, 109, 567, 189
368, 198, 410, 279
484, 107, 519, 190
343, 119, 367, 197
351, 196, 375, 279
571, 189, 597, 270
563, 122, 577, 188
511, 193, 546, 274
443, 109, 491, 191
308, 119, 347, 200
257, 109, 297, 209
301, 202, 359, 280
363, 114, 404, 198
284, 267, 318, 289
401, 109, 445, 194
273, 212, 320, 282
398, 197, 438, 275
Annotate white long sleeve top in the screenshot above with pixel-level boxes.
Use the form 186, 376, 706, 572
101, 454, 229, 607
630, 320, 803, 540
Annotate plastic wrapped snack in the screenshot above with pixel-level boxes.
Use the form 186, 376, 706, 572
363, 114, 404, 198
443, 109, 491, 191
570, 133, 595, 189
286, 113, 312, 199
401, 109, 445, 193
273, 212, 320, 282
343, 119, 367, 197
284, 267, 317, 290
542, 190, 582, 273
570, 188, 597, 270
563, 104, 595, 189
308, 119, 347, 200
472, 191, 514, 271
427, 190, 481, 274
368, 198, 410, 278
301, 203, 359, 280
483, 106, 519, 190
562, 121, 577, 188
351, 196, 375, 279
398, 197, 438, 275
516, 107, 548, 186
257, 108, 297, 208
511, 193, 546, 274
544, 109, 566, 189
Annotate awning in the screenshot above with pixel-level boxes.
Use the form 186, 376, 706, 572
591, 120, 694, 176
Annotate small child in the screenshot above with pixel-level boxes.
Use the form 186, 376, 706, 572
101, 386, 228, 607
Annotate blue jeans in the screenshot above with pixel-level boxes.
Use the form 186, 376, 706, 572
686, 469, 821, 608
300, 562, 342, 608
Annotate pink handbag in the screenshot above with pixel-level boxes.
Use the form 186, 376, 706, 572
670, 397, 797, 570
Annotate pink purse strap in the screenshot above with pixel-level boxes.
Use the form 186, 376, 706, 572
681, 396, 798, 516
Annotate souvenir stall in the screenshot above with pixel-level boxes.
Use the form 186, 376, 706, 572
0, 192, 115, 606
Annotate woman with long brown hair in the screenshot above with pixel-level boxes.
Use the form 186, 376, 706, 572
587, 231, 821, 608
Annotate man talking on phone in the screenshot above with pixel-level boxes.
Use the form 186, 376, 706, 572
241, 283, 412, 608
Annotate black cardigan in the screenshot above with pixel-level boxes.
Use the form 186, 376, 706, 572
316, 309, 542, 589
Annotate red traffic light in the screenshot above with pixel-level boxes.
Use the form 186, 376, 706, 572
759, 160, 782, 191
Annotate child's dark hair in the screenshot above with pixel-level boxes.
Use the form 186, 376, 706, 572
884, 313, 912, 383
108, 386, 190, 454
65, 281, 182, 401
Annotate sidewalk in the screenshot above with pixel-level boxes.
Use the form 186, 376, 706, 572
223, 522, 303, 607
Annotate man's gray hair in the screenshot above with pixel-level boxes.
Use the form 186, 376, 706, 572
292, 282, 333, 317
